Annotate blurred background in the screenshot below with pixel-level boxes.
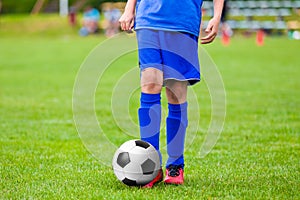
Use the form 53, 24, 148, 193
202, 0, 300, 40
0, 0, 299, 39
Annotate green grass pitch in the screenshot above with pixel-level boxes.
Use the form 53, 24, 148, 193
0, 17, 299, 199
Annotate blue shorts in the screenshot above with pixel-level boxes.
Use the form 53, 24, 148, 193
136, 29, 200, 85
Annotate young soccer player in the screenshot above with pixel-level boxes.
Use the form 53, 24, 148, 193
119, 0, 224, 188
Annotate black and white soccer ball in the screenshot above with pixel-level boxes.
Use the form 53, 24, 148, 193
112, 140, 160, 186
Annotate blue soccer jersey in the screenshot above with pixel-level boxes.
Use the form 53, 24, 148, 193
135, 0, 203, 36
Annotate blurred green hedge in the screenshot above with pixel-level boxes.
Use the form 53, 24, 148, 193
1, 0, 37, 13
0, 0, 126, 14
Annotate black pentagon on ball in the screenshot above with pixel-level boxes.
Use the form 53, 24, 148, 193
141, 158, 155, 175
117, 152, 130, 168
135, 140, 150, 149
122, 178, 137, 186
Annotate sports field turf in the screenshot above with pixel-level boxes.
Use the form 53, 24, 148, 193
0, 15, 299, 199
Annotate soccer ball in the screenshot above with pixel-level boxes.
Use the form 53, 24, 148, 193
112, 140, 160, 186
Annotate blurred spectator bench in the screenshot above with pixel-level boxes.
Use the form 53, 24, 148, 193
202, 0, 300, 32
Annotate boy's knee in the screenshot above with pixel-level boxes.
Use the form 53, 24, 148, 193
165, 80, 187, 104
141, 83, 162, 94
141, 68, 163, 94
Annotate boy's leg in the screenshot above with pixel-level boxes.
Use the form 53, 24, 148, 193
165, 80, 188, 184
137, 29, 163, 152
139, 68, 163, 151
136, 29, 165, 188
139, 68, 164, 188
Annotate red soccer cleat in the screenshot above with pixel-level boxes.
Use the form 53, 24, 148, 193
164, 165, 184, 185
142, 168, 163, 188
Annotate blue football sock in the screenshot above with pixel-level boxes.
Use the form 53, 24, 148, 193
166, 102, 188, 169
138, 92, 161, 162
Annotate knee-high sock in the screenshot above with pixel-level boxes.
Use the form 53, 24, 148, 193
166, 102, 188, 168
138, 92, 161, 160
